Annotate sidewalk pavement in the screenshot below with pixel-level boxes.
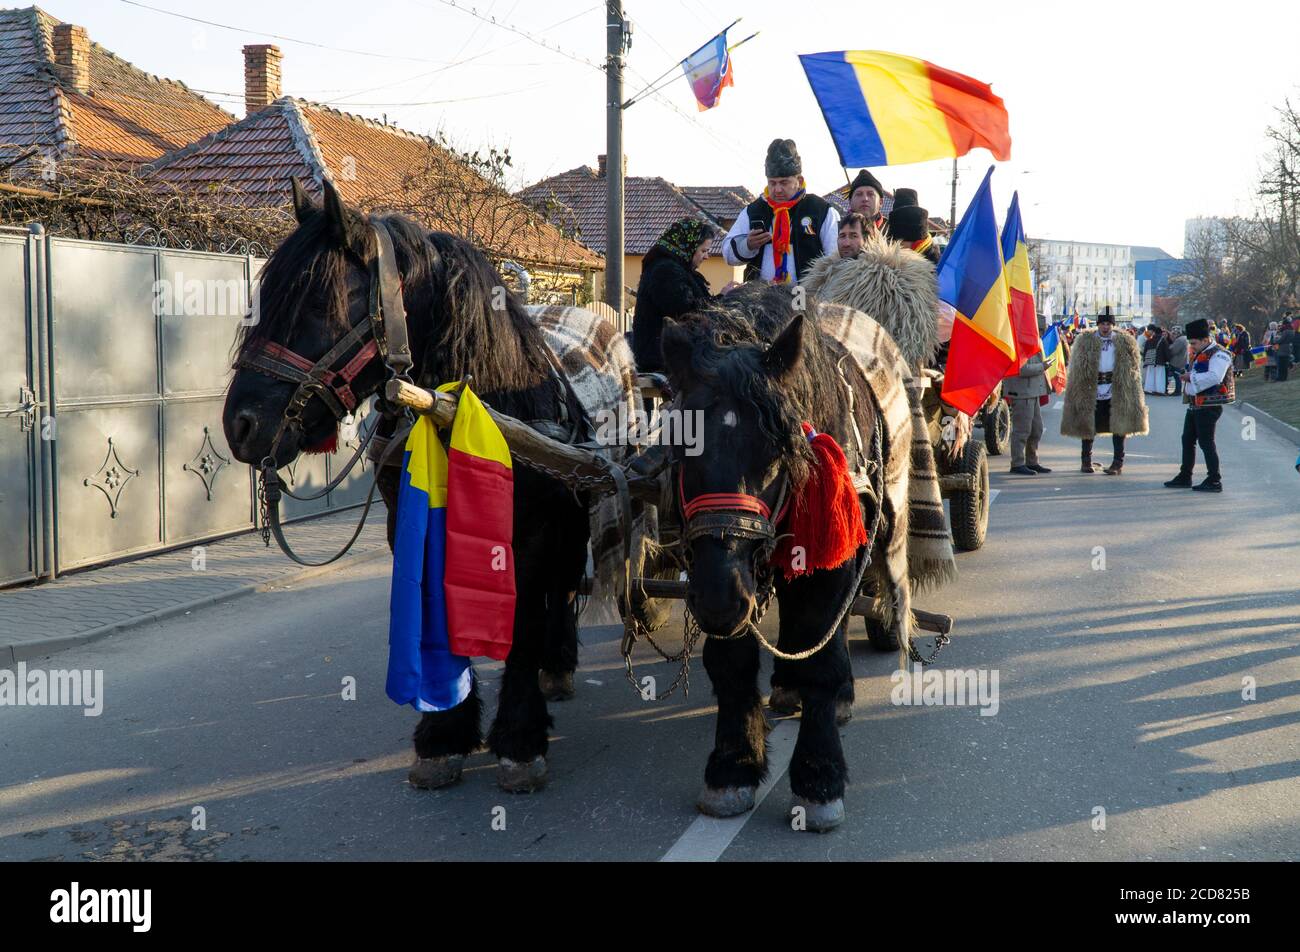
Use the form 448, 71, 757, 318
0, 506, 389, 667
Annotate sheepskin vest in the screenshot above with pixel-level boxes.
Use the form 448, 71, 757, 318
1060, 331, 1149, 438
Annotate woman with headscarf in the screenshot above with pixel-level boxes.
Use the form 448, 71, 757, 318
631, 217, 718, 372
1142, 325, 1166, 394
1263, 321, 1278, 380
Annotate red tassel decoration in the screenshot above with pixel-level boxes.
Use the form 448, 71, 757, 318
773, 423, 868, 580
304, 431, 338, 455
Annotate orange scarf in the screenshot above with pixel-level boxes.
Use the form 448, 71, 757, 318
763, 179, 806, 284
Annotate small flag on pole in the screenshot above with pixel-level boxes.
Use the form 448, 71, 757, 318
683, 29, 734, 111
1001, 192, 1040, 368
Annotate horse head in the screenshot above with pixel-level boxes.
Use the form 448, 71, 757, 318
661, 300, 814, 638
223, 177, 399, 468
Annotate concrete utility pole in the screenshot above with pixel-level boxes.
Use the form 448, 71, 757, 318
605, 2, 629, 319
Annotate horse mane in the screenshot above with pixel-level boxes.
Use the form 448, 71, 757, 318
237, 208, 550, 398
677, 282, 854, 490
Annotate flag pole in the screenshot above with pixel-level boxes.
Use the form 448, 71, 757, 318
726, 31, 759, 53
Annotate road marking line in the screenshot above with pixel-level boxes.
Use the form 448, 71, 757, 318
660, 718, 800, 862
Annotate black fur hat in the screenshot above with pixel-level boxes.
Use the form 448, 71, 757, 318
1096, 306, 1116, 324
848, 168, 884, 201
889, 204, 930, 242
892, 187, 919, 209
765, 138, 801, 178
1185, 318, 1211, 339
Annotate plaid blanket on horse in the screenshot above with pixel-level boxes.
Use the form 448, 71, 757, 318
526, 305, 649, 618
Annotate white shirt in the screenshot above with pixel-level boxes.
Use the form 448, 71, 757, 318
1096, 333, 1116, 401
723, 202, 840, 284
1185, 345, 1233, 397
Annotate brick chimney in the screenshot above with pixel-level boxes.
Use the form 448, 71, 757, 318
52, 24, 91, 95
243, 44, 282, 116
596, 154, 628, 178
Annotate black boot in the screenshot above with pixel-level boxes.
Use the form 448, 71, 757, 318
1163, 473, 1192, 488
1192, 477, 1223, 493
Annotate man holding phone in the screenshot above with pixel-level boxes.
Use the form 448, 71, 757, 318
723, 138, 839, 285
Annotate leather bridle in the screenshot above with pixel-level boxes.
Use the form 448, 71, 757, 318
676, 465, 791, 555
232, 217, 417, 565
233, 217, 415, 461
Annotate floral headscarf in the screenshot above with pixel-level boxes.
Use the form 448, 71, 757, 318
656, 217, 715, 263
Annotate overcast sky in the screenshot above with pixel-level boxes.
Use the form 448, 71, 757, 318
45, 0, 1300, 256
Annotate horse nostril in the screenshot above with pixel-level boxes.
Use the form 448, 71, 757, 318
231, 409, 258, 446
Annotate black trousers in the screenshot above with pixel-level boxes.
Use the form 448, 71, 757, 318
1278, 354, 1292, 382
1180, 405, 1223, 482
1081, 399, 1125, 464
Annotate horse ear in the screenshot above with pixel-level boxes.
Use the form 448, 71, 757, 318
321, 177, 350, 247
290, 177, 315, 223
661, 319, 695, 388
763, 314, 804, 382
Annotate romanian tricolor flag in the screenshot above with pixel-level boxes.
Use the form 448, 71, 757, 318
1042, 322, 1068, 394
937, 166, 1017, 415
798, 50, 1011, 167
1250, 344, 1268, 367
387, 385, 515, 712
1001, 192, 1041, 368
683, 30, 734, 111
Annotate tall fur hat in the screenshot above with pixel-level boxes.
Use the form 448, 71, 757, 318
892, 187, 919, 209
765, 139, 802, 178
848, 168, 884, 201
889, 204, 930, 242
1185, 318, 1211, 339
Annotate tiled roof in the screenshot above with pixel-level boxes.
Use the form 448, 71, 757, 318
517, 165, 732, 257
680, 184, 754, 226
0, 6, 232, 168
146, 98, 602, 272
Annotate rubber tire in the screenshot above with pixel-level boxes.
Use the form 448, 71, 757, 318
982, 400, 1011, 457
950, 439, 989, 552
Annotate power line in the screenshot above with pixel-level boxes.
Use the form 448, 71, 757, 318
116, 0, 463, 64
412, 0, 605, 73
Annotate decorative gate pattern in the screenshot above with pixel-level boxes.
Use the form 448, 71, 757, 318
2, 232, 374, 586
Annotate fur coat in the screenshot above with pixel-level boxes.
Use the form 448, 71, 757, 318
1061, 330, 1149, 438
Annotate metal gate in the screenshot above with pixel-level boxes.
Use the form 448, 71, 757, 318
2, 229, 374, 586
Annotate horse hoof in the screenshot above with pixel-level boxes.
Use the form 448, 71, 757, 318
835, 699, 853, 726
408, 754, 464, 790
497, 756, 548, 793
697, 785, 757, 817
793, 796, 845, 832
768, 686, 801, 715
539, 670, 576, 702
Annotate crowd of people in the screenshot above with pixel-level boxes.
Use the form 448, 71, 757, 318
629, 135, 1289, 495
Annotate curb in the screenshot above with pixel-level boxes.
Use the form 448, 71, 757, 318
1239, 401, 1300, 447
1, 547, 389, 669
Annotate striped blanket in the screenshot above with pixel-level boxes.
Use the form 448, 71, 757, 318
816, 304, 958, 650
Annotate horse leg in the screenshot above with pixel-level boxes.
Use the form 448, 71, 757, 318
538, 503, 588, 702
771, 609, 853, 724
697, 635, 768, 817
487, 501, 553, 793
777, 565, 856, 832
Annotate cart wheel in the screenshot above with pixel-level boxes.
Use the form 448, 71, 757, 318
950, 439, 989, 552
982, 400, 1011, 456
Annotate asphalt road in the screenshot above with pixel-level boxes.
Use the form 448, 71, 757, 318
2, 394, 1298, 861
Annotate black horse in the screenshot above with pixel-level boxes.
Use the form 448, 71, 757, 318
660, 283, 882, 831
222, 179, 592, 792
